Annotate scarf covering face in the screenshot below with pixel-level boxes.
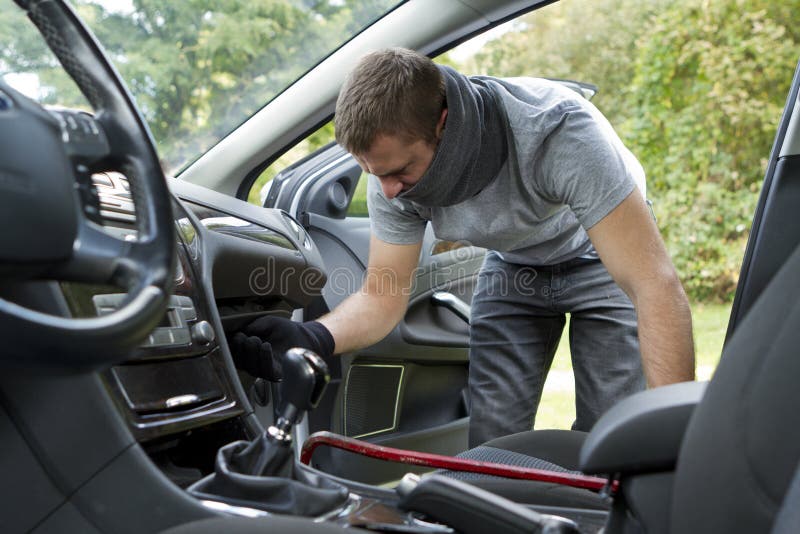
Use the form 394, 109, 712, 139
397, 65, 508, 207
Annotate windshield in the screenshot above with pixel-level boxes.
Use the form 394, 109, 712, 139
1, 0, 403, 175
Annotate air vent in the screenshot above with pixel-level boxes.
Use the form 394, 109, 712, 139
91, 172, 137, 236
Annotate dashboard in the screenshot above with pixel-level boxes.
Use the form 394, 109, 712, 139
59, 176, 327, 457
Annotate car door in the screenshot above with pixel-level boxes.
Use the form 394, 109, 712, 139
266, 143, 483, 484
725, 60, 800, 344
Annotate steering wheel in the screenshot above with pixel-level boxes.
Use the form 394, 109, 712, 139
0, 0, 175, 368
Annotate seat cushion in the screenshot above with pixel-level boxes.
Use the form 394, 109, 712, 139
482, 429, 589, 471
437, 429, 608, 509
447, 445, 583, 481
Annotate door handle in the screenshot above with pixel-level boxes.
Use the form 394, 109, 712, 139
431, 291, 471, 325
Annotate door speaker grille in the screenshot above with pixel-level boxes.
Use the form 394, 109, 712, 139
344, 364, 403, 438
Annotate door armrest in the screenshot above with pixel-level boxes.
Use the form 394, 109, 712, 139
579, 381, 707, 475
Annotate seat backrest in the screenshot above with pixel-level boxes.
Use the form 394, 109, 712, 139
771, 461, 800, 534
670, 242, 800, 533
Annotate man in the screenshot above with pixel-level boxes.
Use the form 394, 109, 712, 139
233, 48, 695, 447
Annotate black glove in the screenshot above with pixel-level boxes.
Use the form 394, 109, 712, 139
229, 317, 335, 381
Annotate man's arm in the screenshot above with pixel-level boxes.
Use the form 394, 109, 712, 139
587, 188, 695, 386
318, 235, 422, 354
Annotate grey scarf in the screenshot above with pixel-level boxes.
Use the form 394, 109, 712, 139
398, 65, 508, 207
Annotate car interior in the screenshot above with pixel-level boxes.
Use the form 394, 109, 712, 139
2, 0, 800, 533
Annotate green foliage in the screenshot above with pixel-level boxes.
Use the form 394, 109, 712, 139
469, 0, 800, 302
0, 5, 91, 110
1, 0, 396, 174
468, 0, 664, 127
347, 172, 369, 217
625, 0, 799, 301
5, 0, 798, 302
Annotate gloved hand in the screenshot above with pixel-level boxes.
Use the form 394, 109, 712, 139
229, 316, 335, 381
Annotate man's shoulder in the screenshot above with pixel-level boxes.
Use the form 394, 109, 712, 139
475, 75, 581, 102
475, 77, 590, 145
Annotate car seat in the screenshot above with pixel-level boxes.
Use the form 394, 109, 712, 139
442, 238, 800, 532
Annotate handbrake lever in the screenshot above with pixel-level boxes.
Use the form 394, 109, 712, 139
397, 473, 580, 534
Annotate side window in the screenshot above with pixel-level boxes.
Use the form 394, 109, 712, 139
247, 122, 336, 205
248, 121, 370, 218
346, 173, 369, 217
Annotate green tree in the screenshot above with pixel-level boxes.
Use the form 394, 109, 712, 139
626, 0, 800, 301
464, 0, 799, 302
80, 0, 370, 173
468, 0, 665, 128
1, 0, 396, 174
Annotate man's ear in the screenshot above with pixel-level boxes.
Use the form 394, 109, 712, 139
435, 108, 448, 140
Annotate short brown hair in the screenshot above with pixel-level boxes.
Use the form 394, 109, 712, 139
335, 48, 445, 154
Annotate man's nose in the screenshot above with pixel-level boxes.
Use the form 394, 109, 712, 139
380, 178, 404, 199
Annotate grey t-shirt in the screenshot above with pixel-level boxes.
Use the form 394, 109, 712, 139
367, 77, 645, 266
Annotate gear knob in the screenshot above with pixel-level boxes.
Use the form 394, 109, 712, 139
240, 349, 330, 476
276, 348, 330, 428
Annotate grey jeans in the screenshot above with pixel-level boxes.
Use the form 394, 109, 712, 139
468, 251, 645, 447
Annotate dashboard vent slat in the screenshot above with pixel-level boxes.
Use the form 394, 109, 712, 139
91, 172, 137, 235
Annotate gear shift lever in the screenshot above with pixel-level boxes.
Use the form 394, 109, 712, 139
236, 347, 330, 476
188, 347, 347, 515
269, 347, 331, 444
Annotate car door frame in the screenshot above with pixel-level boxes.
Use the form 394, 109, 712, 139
726, 60, 800, 343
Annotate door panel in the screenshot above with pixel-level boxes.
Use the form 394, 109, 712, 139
269, 145, 484, 483
401, 244, 484, 347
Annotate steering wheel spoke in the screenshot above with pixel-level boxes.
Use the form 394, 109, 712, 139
48, 108, 111, 163
48, 219, 131, 286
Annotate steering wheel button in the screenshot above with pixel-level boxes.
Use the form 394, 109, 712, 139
78, 117, 93, 135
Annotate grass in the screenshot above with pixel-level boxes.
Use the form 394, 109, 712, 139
535, 302, 732, 430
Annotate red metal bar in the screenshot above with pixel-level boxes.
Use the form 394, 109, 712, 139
300, 431, 617, 493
